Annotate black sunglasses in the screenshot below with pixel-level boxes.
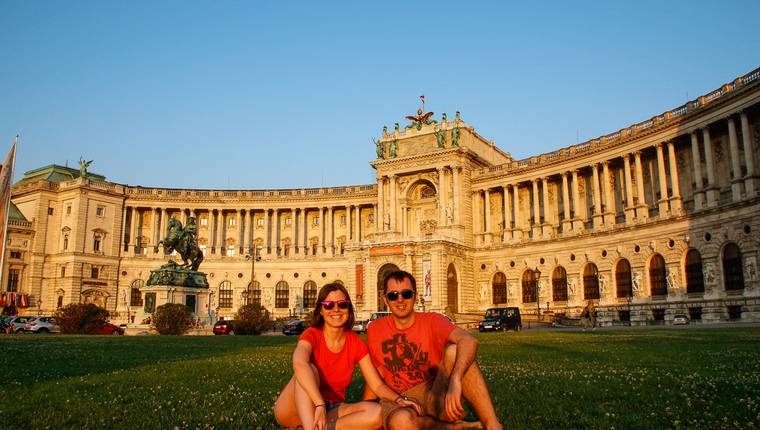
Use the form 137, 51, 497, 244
321, 300, 350, 310
385, 289, 415, 301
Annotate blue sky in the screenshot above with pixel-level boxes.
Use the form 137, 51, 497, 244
1, 1, 759, 189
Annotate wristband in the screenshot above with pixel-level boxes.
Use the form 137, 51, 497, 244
395, 396, 408, 404
315, 403, 325, 409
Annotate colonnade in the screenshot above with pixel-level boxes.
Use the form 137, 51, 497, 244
473, 111, 757, 244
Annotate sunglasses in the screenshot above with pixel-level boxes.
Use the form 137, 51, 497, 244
385, 289, 415, 301
321, 300, 350, 310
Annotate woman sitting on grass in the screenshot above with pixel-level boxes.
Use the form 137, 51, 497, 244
274, 282, 420, 430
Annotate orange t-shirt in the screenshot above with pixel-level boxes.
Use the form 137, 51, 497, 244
367, 312, 455, 393
299, 327, 369, 403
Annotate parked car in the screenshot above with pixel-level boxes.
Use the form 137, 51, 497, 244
213, 320, 235, 335
352, 320, 368, 334
672, 314, 690, 325
8, 316, 37, 334
365, 311, 391, 331
478, 307, 522, 332
92, 322, 124, 335
25, 316, 61, 334
282, 320, 305, 336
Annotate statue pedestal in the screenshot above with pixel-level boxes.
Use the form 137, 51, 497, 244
137, 285, 212, 325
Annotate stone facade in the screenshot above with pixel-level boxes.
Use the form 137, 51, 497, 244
6, 67, 760, 325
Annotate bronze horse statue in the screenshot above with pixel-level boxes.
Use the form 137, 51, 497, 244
159, 217, 204, 271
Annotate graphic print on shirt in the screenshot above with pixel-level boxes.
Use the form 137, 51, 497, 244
380, 332, 433, 391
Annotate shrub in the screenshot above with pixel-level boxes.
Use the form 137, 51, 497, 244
54, 303, 110, 334
152, 303, 194, 335
233, 304, 273, 335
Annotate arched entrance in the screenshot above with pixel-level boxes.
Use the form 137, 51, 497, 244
447, 263, 458, 312
377, 263, 400, 311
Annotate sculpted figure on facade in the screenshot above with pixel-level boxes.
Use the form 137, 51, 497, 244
389, 138, 398, 158
703, 263, 716, 287
374, 138, 384, 159
479, 282, 487, 302
598, 273, 607, 294
632, 271, 641, 294
451, 126, 460, 147
435, 128, 446, 148
665, 267, 678, 291
744, 256, 757, 283
446, 201, 453, 224
568, 277, 577, 296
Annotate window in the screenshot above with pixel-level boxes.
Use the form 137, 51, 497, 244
303, 281, 317, 309
228, 218, 236, 227
583, 264, 600, 300
257, 218, 264, 227
96, 206, 105, 217
340, 215, 346, 225
219, 281, 233, 309
618, 310, 631, 322
200, 217, 208, 226
93, 235, 102, 252
7, 269, 19, 292
652, 309, 665, 321
226, 245, 235, 257
10, 251, 21, 259
285, 218, 292, 226
312, 217, 320, 226
249, 281, 261, 306
615, 259, 633, 298
48, 207, 54, 215
727, 305, 742, 320
60, 266, 66, 277
199, 244, 207, 256
368, 214, 374, 222
66, 205, 72, 215
685, 249, 705, 293
649, 254, 666, 296
722, 243, 744, 291
521, 270, 537, 303
688, 307, 702, 321
492, 272, 507, 304
276, 281, 289, 308
420, 185, 436, 198
91, 267, 99, 279
63, 235, 69, 251
552, 266, 568, 302
130, 280, 144, 306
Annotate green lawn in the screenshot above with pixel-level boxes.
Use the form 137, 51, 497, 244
1, 328, 758, 429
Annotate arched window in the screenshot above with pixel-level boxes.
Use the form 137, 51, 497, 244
492, 272, 507, 304
420, 185, 436, 199
130, 279, 144, 307
276, 281, 289, 308
615, 259, 632, 298
723, 243, 744, 291
219, 281, 233, 308
552, 266, 568, 302
303, 281, 317, 309
685, 249, 705, 293
583, 264, 600, 300
522, 270, 537, 303
248, 281, 261, 306
649, 254, 667, 296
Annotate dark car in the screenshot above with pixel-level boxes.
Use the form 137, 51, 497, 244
213, 320, 235, 335
283, 321, 305, 336
478, 307, 522, 332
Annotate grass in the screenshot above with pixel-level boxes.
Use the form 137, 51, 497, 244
1, 328, 759, 429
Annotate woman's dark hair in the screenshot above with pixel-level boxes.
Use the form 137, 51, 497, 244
310, 282, 355, 330
382, 270, 417, 294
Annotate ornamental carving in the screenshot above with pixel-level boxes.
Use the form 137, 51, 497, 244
420, 219, 437, 234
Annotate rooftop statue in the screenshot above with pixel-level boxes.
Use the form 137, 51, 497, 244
405, 108, 436, 130
78, 157, 93, 178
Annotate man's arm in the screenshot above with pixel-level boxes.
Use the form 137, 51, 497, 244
445, 326, 479, 421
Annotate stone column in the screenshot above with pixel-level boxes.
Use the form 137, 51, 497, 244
303, 208, 309, 253
246, 209, 253, 254
318, 207, 325, 255
623, 154, 635, 223
602, 161, 616, 225
153, 208, 161, 253
667, 142, 683, 214
291, 208, 297, 258
438, 167, 446, 225
634, 151, 649, 220
328, 207, 335, 256
727, 116, 744, 201
503, 185, 512, 242
591, 164, 603, 226
472, 190, 481, 243
656, 143, 670, 216
354, 206, 361, 242
263, 209, 270, 255
129, 206, 136, 254
377, 177, 385, 232
690, 131, 705, 210
389, 175, 397, 231
740, 112, 758, 197
120, 205, 129, 252
159, 208, 168, 243
561, 172, 571, 232
484, 188, 493, 244
346, 206, 352, 242
401, 205, 407, 237
512, 184, 522, 239
541, 177, 552, 237
452, 166, 461, 225
531, 179, 540, 237
703, 127, 719, 207
571, 170, 584, 230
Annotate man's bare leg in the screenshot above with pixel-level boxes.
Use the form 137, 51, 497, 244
438, 344, 503, 430
387, 408, 483, 430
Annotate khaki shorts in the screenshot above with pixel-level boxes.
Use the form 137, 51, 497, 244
379, 373, 451, 428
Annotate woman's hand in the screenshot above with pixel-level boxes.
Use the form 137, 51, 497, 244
312, 404, 327, 430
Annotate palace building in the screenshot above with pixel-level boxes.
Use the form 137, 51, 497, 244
4, 67, 760, 325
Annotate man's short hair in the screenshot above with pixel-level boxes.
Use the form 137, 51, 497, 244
383, 270, 417, 294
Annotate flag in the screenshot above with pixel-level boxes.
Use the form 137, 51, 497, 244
0, 137, 18, 288
420, 95, 425, 103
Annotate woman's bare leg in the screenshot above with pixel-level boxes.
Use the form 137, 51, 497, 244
333, 401, 382, 430
274, 376, 302, 429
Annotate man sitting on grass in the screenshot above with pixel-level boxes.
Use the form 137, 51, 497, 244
365, 270, 503, 430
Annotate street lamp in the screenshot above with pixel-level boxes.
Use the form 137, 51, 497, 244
534, 267, 542, 321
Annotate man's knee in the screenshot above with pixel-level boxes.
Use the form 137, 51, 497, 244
387, 408, 419, 430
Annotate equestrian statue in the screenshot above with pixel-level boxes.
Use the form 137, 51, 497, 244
158, 217, 204, 271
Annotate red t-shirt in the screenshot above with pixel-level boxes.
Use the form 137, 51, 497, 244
299, 327, 369, 403
367, 312, 455, 393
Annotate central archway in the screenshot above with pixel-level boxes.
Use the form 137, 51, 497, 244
377, 263, 400, 311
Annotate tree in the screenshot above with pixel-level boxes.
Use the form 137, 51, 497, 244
152, 303, 194, 335
54, 303, 110, 334
233, 304, 273, 335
